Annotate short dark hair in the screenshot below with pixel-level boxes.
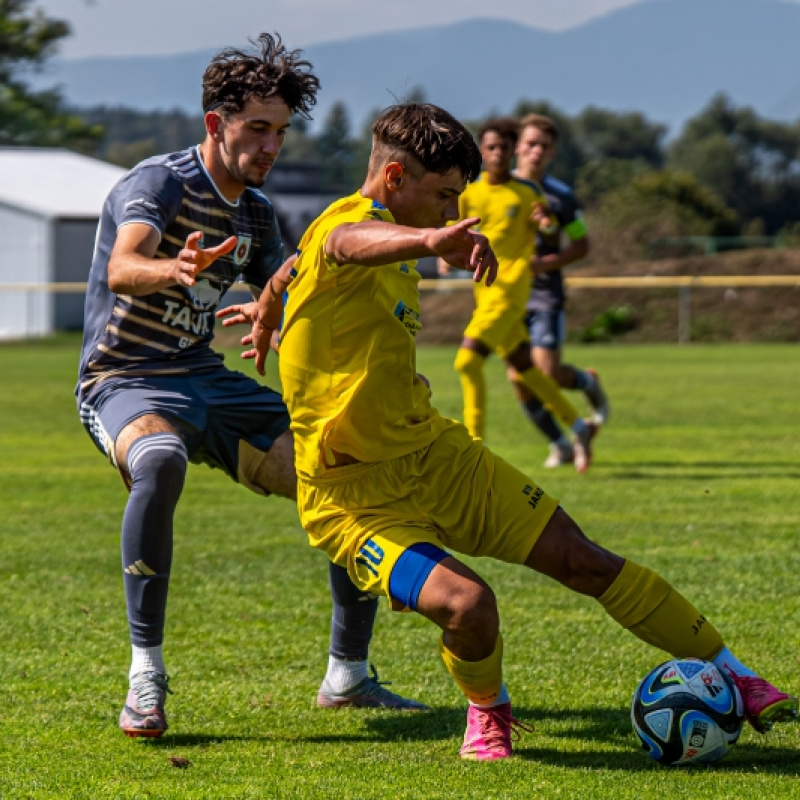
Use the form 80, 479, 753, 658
202, 32, 319, 118
519, 113, 559, 142
369, 103, 482, 182
478, 117, 520, 147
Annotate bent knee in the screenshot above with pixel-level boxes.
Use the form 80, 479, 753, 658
454, 347, 484, 378
242, 431, 297, 500
443, 580, 499, 639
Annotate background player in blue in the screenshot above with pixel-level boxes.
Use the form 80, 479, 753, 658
511, 113, 610, 468
77, 33, 426, 739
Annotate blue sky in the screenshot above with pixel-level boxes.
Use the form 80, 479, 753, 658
39, 0, 649, 58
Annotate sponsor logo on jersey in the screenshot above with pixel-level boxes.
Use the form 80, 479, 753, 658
234, 234, 252, 266
393, 300, 421, 337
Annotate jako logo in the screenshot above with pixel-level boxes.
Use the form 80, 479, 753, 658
355, 539, 384, 578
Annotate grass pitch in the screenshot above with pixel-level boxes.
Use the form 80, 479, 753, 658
0, 337, 798, 799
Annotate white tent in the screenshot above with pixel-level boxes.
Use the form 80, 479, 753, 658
0, 148, 124, 339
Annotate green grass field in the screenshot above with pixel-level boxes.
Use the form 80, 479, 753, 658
1, 337, 798, 799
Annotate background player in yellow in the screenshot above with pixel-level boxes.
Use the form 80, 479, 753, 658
511, 113, 610, 468
438, 117, 597, 473
243, 102, 797, 761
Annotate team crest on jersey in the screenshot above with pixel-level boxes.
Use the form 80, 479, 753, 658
506, 203, 520, 219
233, 235, 252, 266
186, 278, 224, 310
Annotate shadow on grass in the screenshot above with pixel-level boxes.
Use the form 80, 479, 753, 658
603, 461, 800, 480
147, 733, 260, 747
360, 706, 800, 775
145, 707, 800, 775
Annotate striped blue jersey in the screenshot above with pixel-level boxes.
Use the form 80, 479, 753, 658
528, 174, 587, 312
77, 147, 283, 401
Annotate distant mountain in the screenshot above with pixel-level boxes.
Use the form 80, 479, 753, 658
31, 0, 800, 134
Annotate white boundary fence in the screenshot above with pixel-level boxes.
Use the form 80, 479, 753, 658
2, 275, 800, 344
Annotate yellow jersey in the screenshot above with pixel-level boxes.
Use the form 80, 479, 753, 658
278, 192, 447, 478
459, 173, 545, 310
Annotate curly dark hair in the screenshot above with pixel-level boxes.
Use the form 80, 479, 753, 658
369, 103, 481, 182
201, 32, 319, 118
477, 116, 520, 146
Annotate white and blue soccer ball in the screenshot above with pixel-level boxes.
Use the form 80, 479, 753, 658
631, 658, 744, 766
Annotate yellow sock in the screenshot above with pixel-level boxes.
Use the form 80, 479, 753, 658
454, 347, 486, 439
512, 366, 578, 428
598, 560, 724, 661
439, 633, 504, 706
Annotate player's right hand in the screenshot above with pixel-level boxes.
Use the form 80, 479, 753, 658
171, 231, 238, 287
428, 217, 498, 286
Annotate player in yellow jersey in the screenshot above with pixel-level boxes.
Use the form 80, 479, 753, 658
243, 103, 797, 761
438, 117, 597, 473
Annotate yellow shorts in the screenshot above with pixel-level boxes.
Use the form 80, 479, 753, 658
463, 298, 529, 359
297, 420, 559, 609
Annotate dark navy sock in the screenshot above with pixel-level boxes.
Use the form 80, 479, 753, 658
327, 561, 377, 661
121, 433, 187, 648
520, 397, 563, 443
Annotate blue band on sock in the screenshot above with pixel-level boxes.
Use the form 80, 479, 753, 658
388, 542, 449, 611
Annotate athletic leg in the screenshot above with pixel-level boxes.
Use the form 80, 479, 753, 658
115, 413, 187, 737
531, 310, 609, 424
506, 343, 597, 473
316, 562, 430, 710
412, 555, 529, 760
454, 337, 490, 439
524, 507, 798, 732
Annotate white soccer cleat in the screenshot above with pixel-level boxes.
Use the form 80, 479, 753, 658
543, 441, 574, 469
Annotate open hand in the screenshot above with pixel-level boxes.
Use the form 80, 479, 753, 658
171, 231, 238, 287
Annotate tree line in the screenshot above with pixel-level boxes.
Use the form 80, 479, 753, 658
4, 0, 800, 262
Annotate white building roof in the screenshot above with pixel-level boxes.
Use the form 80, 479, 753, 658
0, 147, 125, 219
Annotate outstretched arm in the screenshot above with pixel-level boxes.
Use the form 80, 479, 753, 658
108, 224, 237, 295
327, 217, 498, 284
531, 237, 590, 275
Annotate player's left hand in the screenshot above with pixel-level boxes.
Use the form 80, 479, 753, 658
215, 301, 259, 328
240, 312, 275, 376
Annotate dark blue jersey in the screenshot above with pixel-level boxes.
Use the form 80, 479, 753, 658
527, 174, 587, 313
77, 147, 283, 402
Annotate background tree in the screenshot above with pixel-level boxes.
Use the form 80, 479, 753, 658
669, 93, 800, 234
0, 0, 101, 149
573, 107, 666, 166
317, 100, 357, 192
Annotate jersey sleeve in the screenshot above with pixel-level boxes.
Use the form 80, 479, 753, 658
559, 190, 589, 241
240, 211, 285, 292
108, 164, 184, 236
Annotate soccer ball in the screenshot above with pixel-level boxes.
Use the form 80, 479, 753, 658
631, 658, 744, 766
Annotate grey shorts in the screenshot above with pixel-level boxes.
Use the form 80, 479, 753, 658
525, 309, 566, 351
78, 365, 291, 484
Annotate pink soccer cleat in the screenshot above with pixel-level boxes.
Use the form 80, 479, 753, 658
459, 702, 533, 761
730, 674, 799, 734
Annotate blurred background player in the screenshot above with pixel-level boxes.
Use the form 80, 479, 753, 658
76, 33, 425, 739
439, 117, 596, 472
511, 113, 609, 468
247, 102, 798, 761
